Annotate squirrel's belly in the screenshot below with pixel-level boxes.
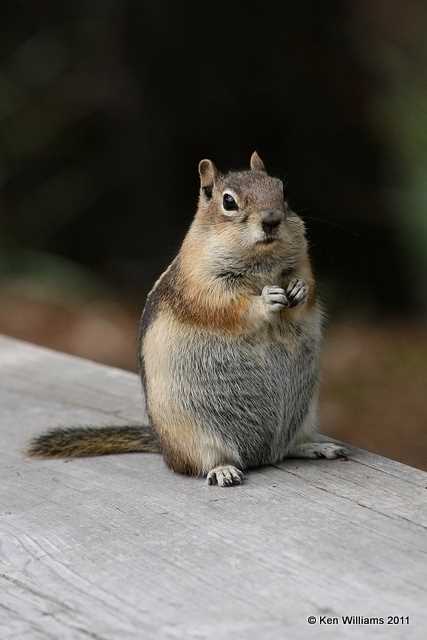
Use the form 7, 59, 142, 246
145, 321, 319, 467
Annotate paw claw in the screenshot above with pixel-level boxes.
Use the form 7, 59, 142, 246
207, 465, 244, 487
289, 442, 349, 460
262, 285, 288, 311
286, 278, 308, 308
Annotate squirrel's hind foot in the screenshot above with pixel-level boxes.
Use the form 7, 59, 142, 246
207, 465, 244, 487
288, 442, 349, 460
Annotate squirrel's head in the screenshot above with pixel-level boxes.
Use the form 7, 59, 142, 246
194, 152, 306, 266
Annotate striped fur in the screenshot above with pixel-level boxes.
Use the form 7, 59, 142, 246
28, 425, 160, 458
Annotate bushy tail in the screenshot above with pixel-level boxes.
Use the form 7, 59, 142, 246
27, 425, 160, 458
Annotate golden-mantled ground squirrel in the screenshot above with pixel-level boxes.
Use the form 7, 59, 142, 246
28, 152, 347, 486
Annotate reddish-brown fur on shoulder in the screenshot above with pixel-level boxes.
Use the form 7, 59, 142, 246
164, 239, 253, 333
176, 288, 250, 333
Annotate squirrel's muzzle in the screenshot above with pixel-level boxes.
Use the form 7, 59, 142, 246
260, 209, 283, 236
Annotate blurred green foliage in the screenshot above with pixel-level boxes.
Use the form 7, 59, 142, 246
351, 1, 427, 311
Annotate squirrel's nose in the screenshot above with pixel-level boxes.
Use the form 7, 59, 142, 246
261, 209, 282, 234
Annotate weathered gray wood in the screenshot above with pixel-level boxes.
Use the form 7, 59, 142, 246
0, 335, 426, 640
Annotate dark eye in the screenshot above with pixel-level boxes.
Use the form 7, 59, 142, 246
223, 193, 238, 211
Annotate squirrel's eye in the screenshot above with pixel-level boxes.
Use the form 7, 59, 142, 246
223, 193, 238, 212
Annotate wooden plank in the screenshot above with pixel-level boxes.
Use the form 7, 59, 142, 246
0, 335, 426, 640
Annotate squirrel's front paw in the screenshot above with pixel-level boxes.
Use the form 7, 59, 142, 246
285, 278, 308, 308
262, 285, 288, 312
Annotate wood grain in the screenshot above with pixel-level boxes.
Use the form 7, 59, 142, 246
0, 335, 426, 639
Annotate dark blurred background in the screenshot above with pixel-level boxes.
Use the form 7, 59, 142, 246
1, 1, 426, 468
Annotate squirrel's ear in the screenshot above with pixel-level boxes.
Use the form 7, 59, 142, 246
250, 151, 266, 173
198, 159, 218, 200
